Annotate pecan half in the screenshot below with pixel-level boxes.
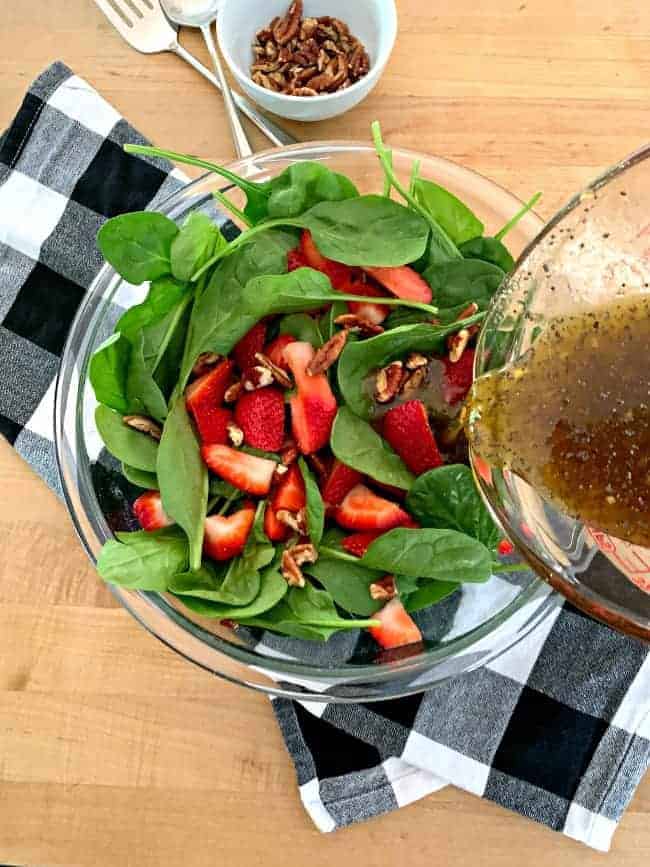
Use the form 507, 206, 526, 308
277, 507, 307, 535
243, 365, 274, 391
349, 43, 370, 80
300, 17, 318, 39
224, 381, 242, 403
123, 415, 162, 441
400, 365, 427, 395
273, 0, 302, 45
291, 86, 319, 97
447, 328, 471, 363
290, 542, 318, 566
306, 330, 347, 375
369, 575, 397, 601
191, 351, 222, 378
405, 352, 428, 370
456, 301, 479, 321
281, 549, 305, 587
226, 421, 244, 447
334, 313, 384, 336
254, 352, 293, 388
308, 54, 348, 92
375, 361, 403, 404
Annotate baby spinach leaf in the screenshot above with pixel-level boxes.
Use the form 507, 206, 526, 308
459, 236, 515, 273
152, 295, 193, 398
117, 276, 189, 357
330, 407, 415, 490
122, 463, 159, 490
413, 178, 484, 246
97, 211, 178, 284
279, 313, 323, 347
125, 332, 168, 421
236, 601, 339, 641
97, 526, 188, 590
171, 546, 274, 605
361, 528, 492, 583
319, 299, 348, 341
406, 464, 501, 552
176, 565, 287, 619
300, 195, 429, 266
401, 579, 459, 613
299, 458, 325, 546
423, 259, 505, 311
90, 333, 131, 413
265, 161, 359, 220
170, 212, 226, 282
337, 319, 483, 419
303, 556, 384, 616
286, 583, 378, 629
95, 404, 159, 472
383, 307, 431, 330
157, 397, 208, 571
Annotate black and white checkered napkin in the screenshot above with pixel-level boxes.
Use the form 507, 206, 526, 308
2, 62, 649, 851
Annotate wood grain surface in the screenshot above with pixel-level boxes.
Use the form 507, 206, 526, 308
0, 1, 648, 864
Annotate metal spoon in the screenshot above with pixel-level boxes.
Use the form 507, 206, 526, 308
160, 0, 253, 158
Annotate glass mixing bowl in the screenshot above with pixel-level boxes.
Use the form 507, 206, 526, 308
470, 144, 650, 643
54, 141, 559, 701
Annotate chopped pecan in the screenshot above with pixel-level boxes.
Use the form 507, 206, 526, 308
269, 71, 288, 88
317, 48, 329, 72
349, 43, 370, 80
251, 60, 281, 75
273, 0, 302, 45
254, 352, 293, 388
301, 16, 318, 39
265, 40, 279, 60
447, 328, 471, 363
256, 20, 278, 43
455, 301, 479, 321
332, 17, 350, 38
123, 415, 162, 441
291, 86, 319, 97
226, 421, 244, 447
280, 439, 299, 466
334, 313, 384, 336
243, 365, 274, 391
273, 463, 289, 483
400, 365, 427, 395
281, 549, 305, 587
191, 351, 222, 378
308, 54, 348, 92
252, 71, 280, 91
292, 65, 318, 84
224, 381, 242, 403
405, 352, 428, 370
277, 507, 307, 535
370, 576, 397, 601
306, 330, 348, 375
290, 542, 318, 566
375, 361, 403, 404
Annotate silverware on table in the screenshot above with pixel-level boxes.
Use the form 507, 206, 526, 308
160, 0, 252, 158
93, 0, 296, 148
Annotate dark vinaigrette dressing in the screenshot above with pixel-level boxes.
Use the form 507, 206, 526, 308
468, 295, 650, 546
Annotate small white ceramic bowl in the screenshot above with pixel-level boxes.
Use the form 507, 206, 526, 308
217, 0, 398, 122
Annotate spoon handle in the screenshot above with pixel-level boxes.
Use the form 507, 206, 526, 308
200, 21, 253, 158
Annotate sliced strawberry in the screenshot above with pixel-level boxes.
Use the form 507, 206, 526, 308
322, 460, 363, 508
442, 349, 475, 405
345, 279, 389, 325
272, 463, 306, 512
185, 359, 234, 443
287, 247, 307, 271
265, 334, 296, 372
201, 444, 277, 496
473, 453, 493, 486
133, 491, 173, 532
382, 400, 443, 476
364, 265, 432, 303
204, 501, 256, 561
335, 484, 412, 531
234, 387, 286, 452
233, 321, 267, 374
498, 539, 515, 556
284, 341, 337, 454
300, 230, 351, 290
368, 597, 423, 649
263, 502, 290, 542
341, 530, 383, 557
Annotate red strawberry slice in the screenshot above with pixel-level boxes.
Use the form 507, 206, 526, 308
284, 341, 337, 454
382, 400, 443, 475
300, 230, 351, 290
364, 265, 432, 303
287, 247, 308, 271
345, 279, 389, 325
368, 597, 423, 649
233, 321, 267, 373
185, 359, 234, 443
264, 334, 296, 372
201, 444, 277, 495
442, 348, 475, 405
133, 491, 173, 532
272, 462, 306, 512
204, 501, 256, 561
498, 539, 515, 556
341, 530, 383, 557
263, 502, 290, 542
335, 484, 412, 531
322, 460, 363, 508
234, 387, 286, 452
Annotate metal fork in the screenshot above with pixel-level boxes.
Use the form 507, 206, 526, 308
93, 0, 296, 147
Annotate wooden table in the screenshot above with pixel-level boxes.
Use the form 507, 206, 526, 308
0, 1, 648, 864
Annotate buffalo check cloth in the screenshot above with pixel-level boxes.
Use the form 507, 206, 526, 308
1, 62, 649, 852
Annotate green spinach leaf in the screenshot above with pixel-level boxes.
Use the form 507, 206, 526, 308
97, 211, 178, 284
265, 161, 359, 220
361, 528, 492, 583
459, 236, 515, 273
299, 458, 325, 546
303, 556, 384, 616
330, 407, 414, 490
125, 332, 168, 421
95, 404, 159, 472
401, 579, 460, 612
176, 565, 287, 619
170, 212, 226, 282
406, 464, 501, 552
423, 259, 505, 311
279, 313, 323, 347
157, 397, 208, 571
318, 299, 348, 341
413, 178, 484, 245
286, 583, 378, 629
89, 333, 131, 414
97, 526, 188, 590
122, 463, 159, 490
